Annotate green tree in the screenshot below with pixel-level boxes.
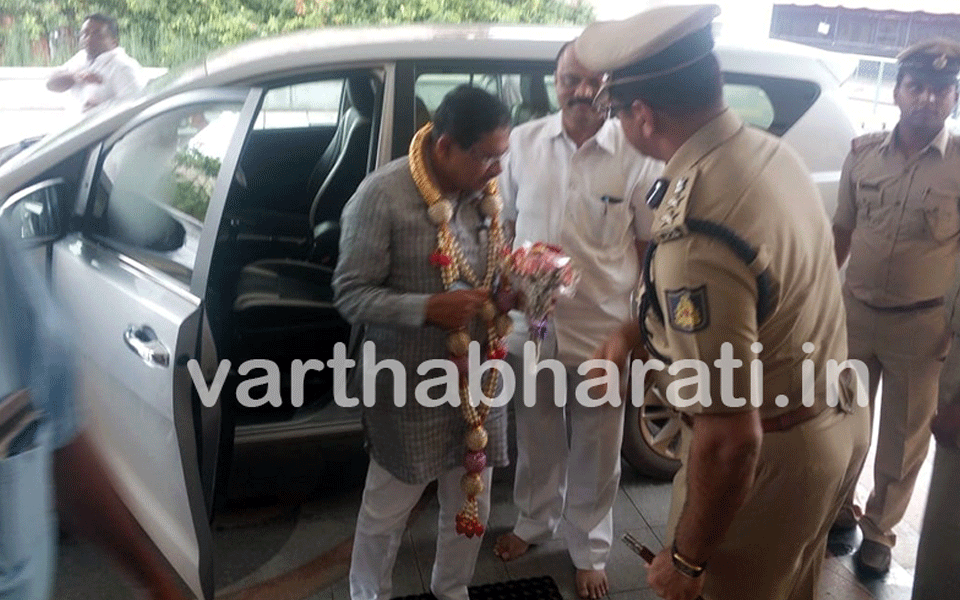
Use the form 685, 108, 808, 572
0, 0, 593, 67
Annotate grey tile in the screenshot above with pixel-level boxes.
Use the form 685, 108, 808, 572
609, 588, 663, 600
53, 539, 132, 600
606, 526, 659, 594
619, 471, 673, 528
394, 528, 428, 597
650, 524, 669, 548
473, 530, 511, 585
612, 486, 646, 531
328, 577, 350, 600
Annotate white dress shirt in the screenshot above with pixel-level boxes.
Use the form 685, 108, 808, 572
54, 47, 146, 115
500, 112, 663, 364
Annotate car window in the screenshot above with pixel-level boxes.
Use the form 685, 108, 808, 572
414, 70, 557, 131
90, 102, 243, 282
724, 83, 775, 130
255, 80, 344, 129
724, 73, 820, 137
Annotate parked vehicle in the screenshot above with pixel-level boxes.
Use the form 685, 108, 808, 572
0, 25, 857, 599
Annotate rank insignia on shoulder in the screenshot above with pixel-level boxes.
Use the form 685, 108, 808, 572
665, 286, 709, 333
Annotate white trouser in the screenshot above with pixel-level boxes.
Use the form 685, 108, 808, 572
350, 458, 493, 600
508, 348, 626, 571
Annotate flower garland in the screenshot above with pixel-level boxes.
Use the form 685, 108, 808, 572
409, 123, 514, 537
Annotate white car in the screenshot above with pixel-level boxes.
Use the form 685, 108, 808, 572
0, 25, 857, 599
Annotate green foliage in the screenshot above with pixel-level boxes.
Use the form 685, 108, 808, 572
170, 146, 220, 222
0, 0, 593, 67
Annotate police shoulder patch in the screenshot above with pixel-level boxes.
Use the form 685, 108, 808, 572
665, 286, 710, 333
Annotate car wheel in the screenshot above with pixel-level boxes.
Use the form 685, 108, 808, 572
621, 382, 682, 481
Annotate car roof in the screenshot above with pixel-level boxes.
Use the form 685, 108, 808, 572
157, 23, 851, 93
0, 24, 853, 190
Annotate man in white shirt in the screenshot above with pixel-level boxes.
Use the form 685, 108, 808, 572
47, 13, 146, 115
493, 40, 662, 599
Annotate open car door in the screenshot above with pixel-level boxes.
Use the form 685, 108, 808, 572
16, 88, 259, 599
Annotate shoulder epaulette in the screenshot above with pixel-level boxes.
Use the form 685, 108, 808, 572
651, 168, 697, 243
851, 131, 887, 153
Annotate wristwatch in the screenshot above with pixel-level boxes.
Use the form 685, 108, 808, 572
671, 541, 706, 578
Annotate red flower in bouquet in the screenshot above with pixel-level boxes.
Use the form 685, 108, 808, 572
505, 241, 580, 358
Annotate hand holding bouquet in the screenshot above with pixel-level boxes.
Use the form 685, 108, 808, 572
502, 241, 579, 360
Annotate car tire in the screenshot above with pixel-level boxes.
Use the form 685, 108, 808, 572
621, 382, 682, 481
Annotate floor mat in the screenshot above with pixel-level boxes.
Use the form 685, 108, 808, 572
392, 575, 563, 600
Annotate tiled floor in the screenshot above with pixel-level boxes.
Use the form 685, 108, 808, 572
54, 428, 930, 600
207, 452, 922, 600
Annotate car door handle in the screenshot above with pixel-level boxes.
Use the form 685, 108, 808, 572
124, 325, 170, 368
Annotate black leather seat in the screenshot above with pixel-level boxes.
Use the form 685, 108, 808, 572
232, 74, 375, 327
511, 76, 551, 125
307, 74, 376, 234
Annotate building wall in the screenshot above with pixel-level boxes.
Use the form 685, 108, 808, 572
771, 4, 960, 58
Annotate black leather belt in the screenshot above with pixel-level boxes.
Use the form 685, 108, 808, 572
861, 297, 944, 313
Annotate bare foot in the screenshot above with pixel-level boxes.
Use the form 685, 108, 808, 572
576, 569, 608, 600
493, 532, 531, 561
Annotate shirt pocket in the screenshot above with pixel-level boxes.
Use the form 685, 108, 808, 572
923, 188, 960, 242
0, 438, 52, 595
573, 193, 632, 252
854, 182, 886, 229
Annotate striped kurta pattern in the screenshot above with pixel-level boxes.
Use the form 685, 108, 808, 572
333, 157, 508, 484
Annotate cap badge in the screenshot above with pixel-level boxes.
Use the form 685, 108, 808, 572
934, 54, 948, 70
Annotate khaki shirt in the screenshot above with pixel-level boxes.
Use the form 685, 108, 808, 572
645, 110, 847, 419
834, 127, 960, 307
946, 257, 960, 335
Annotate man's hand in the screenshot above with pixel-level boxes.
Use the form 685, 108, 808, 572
76, 70, 104, 84
646, 547, 705, 600
833, 225, 852, 269
586, 320, 645, 400
592, 320, 644, 366
932, 401, 960, 447
426, 289, 489, 330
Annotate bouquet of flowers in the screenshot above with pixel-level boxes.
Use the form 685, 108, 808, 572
501, 241, 579, 361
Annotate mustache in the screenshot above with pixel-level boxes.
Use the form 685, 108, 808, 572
566, 97, 596, 108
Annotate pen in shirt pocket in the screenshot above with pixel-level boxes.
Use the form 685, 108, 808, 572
600, 195, 623, 216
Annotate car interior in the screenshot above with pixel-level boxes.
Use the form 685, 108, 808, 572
208, 67, 562, 432
211, 71, 381, 429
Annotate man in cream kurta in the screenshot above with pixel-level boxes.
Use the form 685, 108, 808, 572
494, 40, 661, 600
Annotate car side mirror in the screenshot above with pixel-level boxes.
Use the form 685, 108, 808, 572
0, 178, 67, 245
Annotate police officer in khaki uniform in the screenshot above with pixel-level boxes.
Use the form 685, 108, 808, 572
912, 266, 960, 600
832, 39, 960, 576
583, 5, 870, 599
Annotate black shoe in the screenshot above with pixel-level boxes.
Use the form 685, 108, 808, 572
855, 539, 891, 577
830, 505, 859, 532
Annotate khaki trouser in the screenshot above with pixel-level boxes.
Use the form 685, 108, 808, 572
843, 289, 950, 547
668, 404, 870, 600
912, 332, 960, 600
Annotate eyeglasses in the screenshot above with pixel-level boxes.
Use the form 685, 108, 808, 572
468, 147, 504, 170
